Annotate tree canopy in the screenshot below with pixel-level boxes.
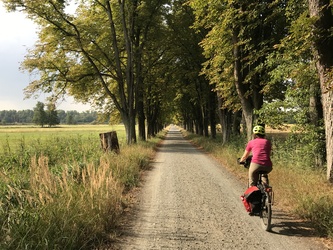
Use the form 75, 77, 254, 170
3, 0, 333, 180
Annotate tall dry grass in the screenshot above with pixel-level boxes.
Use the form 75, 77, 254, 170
0, 128, 162, 249
1, 154, 124, 249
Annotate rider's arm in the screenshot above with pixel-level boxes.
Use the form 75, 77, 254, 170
240, 150, 250, 163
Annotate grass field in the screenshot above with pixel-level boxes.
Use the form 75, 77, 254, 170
0, 124, 164, 249
0, 124, 127, 149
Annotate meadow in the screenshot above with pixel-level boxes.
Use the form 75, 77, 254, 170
0, 124, 164, 250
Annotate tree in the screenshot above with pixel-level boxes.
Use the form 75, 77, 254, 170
308, 0, 333, 181
46, 103, 59, 127
166, 0, 217, 137
189, 0, 287, 140
65, 113, 75, 125
33, 101, 47, 127
2, 0, 170, 144
132, 0, 173, 140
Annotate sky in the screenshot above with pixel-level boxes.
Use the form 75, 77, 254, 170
0, 4, 91, 111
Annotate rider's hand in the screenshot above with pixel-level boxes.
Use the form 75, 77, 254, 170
238, 158, 245, 164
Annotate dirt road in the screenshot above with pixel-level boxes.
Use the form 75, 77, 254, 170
112, 126, 330, 249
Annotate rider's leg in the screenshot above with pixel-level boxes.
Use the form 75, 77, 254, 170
249, 163, 272, 186
249, 163, 260, 186
261, 165, 272, 186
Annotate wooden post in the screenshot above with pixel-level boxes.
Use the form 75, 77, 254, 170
99, 131, 120, 153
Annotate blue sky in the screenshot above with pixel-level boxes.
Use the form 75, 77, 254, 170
0, 4, 90, 111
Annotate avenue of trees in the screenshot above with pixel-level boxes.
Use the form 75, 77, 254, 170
2, 0, 333, 181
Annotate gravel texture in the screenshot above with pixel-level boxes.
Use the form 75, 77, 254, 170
112, 126, 331, 250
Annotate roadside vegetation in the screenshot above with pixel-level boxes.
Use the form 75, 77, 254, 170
0, 125, 165, 250
2, 123, 333, 248
183, 128, 333, 239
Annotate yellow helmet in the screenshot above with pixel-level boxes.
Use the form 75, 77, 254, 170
253, 125, 265, 135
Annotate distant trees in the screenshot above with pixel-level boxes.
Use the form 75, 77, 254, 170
0, 105, 98, 125
165, 0, 216, 138
32, 101, 62, 127
0, 110, 34, 124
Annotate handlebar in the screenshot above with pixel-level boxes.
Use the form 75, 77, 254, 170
237, 158, 245, 165
238, 156, 252, 169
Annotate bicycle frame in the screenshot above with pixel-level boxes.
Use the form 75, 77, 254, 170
238, 157, 273, 231
257, 172, 273, 231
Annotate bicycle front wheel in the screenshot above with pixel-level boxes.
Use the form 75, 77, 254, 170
260, 193, 272, 231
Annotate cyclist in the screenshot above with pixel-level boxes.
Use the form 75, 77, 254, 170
240, 125, 272, 187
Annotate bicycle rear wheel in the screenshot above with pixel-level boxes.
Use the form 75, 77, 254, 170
260, 192, 272, 231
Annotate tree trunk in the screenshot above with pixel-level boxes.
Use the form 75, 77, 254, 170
209, 90, 217, 139
121, 110, 136, 144
135, 44, 146, 141
232, 32, 254, 141
105, 1, 137, 145
308, 0, 333, 181
130, 112, 137, 143
309, 80, 325, 168
99, 131, 120, 153
195, 106, 204, 135
147, 101, 160, 138
137, 101, 146, 141
189, 120, 194, 133
220, 108, 232, 145
309, 81, 322, 125
136, 82, 145, 141
232, 110, 241, 135
203, 106, 209, 137
217, 94, 231, 144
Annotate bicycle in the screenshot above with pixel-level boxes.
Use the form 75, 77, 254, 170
238, 156, 274, 231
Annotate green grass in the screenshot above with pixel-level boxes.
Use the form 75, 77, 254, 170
0, 125, 127, 169
0, 124, 166, 249
0, 124, 126, 150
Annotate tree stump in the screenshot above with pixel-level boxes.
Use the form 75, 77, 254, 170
99, 131, 120, 153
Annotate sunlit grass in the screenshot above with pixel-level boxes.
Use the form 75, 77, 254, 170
0, 124, 166, 249
0, 124, 126, 150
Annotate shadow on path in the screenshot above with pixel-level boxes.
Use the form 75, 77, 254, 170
270, 209, 320, 238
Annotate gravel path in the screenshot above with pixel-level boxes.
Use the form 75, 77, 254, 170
112, 126, 330, 249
